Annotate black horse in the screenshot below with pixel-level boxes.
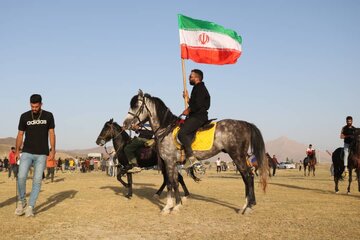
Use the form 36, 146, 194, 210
303, 150, 316, 176
96, 119, 189, 199
332, 128, 360, 193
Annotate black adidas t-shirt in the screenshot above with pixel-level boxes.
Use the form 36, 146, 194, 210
18, 110, 55, 155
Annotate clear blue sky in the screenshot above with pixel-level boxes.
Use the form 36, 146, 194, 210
1, 0, 359, 151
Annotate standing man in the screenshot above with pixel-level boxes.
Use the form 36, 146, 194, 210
340, 116, 356, 173
178, 69, 211, 169
15, 94, 56, 217
8, 147, 18, 179
216, 157, 221, 173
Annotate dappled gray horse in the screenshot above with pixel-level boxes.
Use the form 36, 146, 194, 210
122, 90, 268, 214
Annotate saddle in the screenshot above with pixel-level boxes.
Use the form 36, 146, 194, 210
173, 121, 217, 151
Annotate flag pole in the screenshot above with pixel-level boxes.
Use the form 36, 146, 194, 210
181, 58, 188, 109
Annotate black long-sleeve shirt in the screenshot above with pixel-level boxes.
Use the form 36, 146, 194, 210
188, 81, 210, 122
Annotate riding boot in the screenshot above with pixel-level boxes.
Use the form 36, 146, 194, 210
127, 159, 142, 173
184, 156, 200, 169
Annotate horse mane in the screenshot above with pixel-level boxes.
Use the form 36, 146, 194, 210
145, 93, 178, 128
112, 121, 131, 142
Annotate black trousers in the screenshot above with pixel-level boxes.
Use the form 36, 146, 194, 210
8, 164, 18, 178
178, 117, 205, 157
46, 167, 55, 182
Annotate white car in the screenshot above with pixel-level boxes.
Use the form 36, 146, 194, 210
277, 162, 296, 169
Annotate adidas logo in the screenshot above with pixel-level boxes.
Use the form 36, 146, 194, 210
27, 120, 47, 125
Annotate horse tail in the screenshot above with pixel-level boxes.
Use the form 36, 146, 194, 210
249, 122, 268, 192
332, 148, 344, 179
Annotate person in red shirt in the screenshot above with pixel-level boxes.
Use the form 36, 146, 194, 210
45, 149, 57, 182
8, 147, 18, 179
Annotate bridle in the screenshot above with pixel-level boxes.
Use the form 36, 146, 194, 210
126, 95, 181, 139
98, 122, 127, 157
127, 97, 152, 126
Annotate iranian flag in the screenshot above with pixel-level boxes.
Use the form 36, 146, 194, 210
178, 14, 242, 65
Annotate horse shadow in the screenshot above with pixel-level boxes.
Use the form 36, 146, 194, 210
183, 192, 240, 213
100, 183, 166, 210
269, 182, 360, 199
207, 174, 241, 180
35, 190, 78, 214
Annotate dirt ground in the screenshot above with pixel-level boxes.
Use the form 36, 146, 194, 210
0, 164, 359, 240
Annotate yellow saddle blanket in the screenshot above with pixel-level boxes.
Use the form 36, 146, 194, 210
173, 122, 217, 151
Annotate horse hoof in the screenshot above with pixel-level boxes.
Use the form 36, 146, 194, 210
241, 207, 253, 215
172, 204, 182, 213
161, 209, 171, 215
347, 192, 351, 195
153, 194, 160, 200
335, 191, 339, 194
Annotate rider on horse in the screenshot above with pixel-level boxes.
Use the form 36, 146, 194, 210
306, 144, 315, 158
340, 116, 356, 174
178, 69, 211, 169
124, 123, 154, 173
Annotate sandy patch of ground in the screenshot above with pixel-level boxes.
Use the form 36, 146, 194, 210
0, 165, 359, 240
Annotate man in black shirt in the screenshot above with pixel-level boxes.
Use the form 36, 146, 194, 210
15, 94, 56, 217
340, 116, 356, 172
178, 69, 210, 169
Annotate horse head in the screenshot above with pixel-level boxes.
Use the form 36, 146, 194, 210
96, 118, 115, 146
96, 119, 129, 148
123, 89, 151, 130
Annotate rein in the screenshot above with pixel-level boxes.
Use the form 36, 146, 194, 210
100, 123, 127, 158
127, 95, 183, 142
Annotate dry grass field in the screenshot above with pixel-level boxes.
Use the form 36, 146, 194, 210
0, 164, 359, 240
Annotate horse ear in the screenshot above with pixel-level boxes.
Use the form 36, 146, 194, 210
110, 118, 113, 123
138, 89, 144, 97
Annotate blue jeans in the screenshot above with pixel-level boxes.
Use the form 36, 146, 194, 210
17, 153, 47, 207
343, 143, 350, 167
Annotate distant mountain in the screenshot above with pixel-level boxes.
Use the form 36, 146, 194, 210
0, 137, 16, 145
265, 136, 331, 163
0, 136, 331, 163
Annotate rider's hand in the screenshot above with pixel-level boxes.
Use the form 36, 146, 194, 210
131, 124, 140, 130
182, 108, 190, 116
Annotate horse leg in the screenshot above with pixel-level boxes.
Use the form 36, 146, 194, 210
171, 167, 182, 212
334, 176, 339, 193
154, 175, 167, 199
126, 173, 133, 199
347, 168, 352, 194
178, 173, 190, 197
116, 170, 132, 198
313, 166, 316, 176
239, 169, 256, 214
161, 164, 177, 214
357, 169, 360, 192
154, 164, 168, 199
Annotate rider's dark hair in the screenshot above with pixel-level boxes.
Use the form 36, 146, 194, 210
191, 69, 203, 81
346, 116, 353, 121
30, 94, 42, 104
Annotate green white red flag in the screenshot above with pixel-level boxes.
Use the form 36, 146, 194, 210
178, 14, 242, 65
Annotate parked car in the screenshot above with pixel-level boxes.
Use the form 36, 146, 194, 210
277, 161, 296, 169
